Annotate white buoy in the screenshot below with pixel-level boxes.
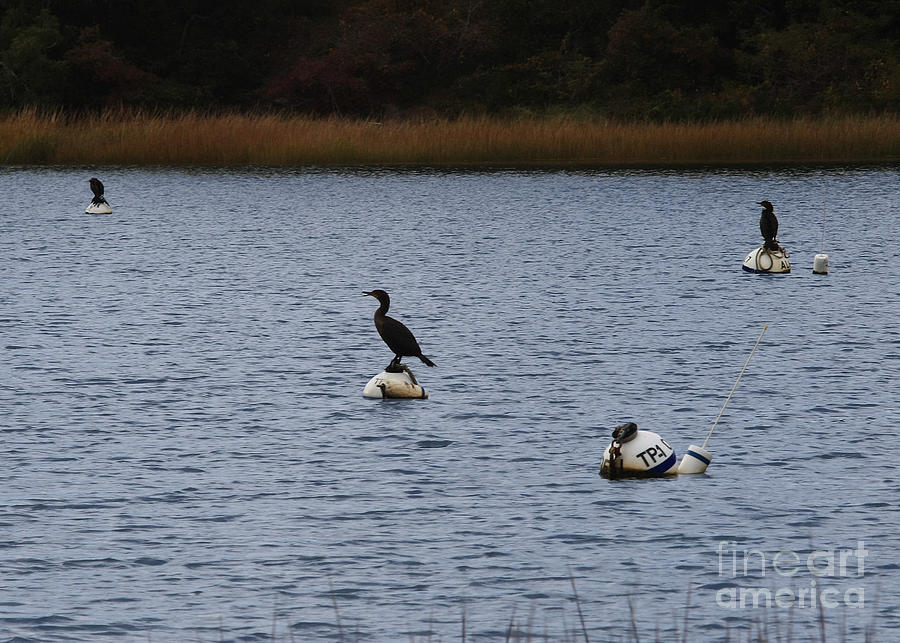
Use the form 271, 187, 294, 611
742, 245, 790, 273
813, 253, 829, 275
678, 444, 711, 474
362, 365, 427, 399
600, 424, 679, 478
85, 202, 112, 214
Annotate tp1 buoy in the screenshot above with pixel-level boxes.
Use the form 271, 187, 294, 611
598, 424, 710, 479
363, 364, 428, 399
742, 245, 790, 274
600, 423, 679, 478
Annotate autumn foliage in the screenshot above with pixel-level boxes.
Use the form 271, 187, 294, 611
1, 0, 899, 120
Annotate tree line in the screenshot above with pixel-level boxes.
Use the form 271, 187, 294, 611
1, 0, 898, 119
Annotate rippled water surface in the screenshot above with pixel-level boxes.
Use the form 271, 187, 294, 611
1, 165, 898, 641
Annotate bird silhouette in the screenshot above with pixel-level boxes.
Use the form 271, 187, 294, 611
363, 289, 435, 370
89, 178, 108, 206
758, 200, 779, 250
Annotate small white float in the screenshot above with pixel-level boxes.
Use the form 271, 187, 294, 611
678, 444, 712, 474
363, 364, 428, 399
85, 201, 112, 214
813, 253, 829, 275
742, 245, 790, 274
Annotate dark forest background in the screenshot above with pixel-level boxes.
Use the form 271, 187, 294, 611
2, 0, 899, 119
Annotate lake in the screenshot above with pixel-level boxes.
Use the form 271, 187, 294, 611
1, 165, 898, 641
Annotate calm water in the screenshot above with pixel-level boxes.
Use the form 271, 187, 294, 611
1, 165, 898, 642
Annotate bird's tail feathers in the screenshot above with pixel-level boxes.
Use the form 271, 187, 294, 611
420, 355, 436, 367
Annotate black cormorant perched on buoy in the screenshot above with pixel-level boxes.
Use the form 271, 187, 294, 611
89, 178, 108, 206
758, 200, 779, 250
743, 200, 789, 273
364, 289, 436, 369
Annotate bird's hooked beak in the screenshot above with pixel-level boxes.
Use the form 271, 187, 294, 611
363, 291, 373, 297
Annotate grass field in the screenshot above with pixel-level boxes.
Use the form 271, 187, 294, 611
2, 109, 898, 166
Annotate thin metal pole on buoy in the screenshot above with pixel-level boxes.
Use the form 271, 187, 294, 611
701, 325, 768, 449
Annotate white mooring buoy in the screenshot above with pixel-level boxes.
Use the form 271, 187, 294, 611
742, 245, 790, 274
85, 201, 112, 214
813, 253, 829, 275
600, 423, 679, 478
363, 364, 428, 399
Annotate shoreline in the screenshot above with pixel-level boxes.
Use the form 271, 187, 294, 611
2, 110, 899, 167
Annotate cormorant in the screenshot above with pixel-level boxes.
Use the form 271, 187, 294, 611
363, 289, 436, 369
758, 200, 779, 250
89, 178, 108, 206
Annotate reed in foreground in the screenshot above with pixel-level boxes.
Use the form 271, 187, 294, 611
2, 110, 899, 166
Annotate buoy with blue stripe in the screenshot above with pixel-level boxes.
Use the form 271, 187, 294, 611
600, 423, 679, 478
599, 423, 711, 478
678, 444, 712, 474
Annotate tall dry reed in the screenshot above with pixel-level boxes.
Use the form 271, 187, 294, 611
1, 109, 898, 166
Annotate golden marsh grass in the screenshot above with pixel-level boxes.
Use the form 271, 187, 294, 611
2, 109, 898, 166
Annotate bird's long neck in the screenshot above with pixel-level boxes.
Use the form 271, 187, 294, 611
373, 296, 390, 318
